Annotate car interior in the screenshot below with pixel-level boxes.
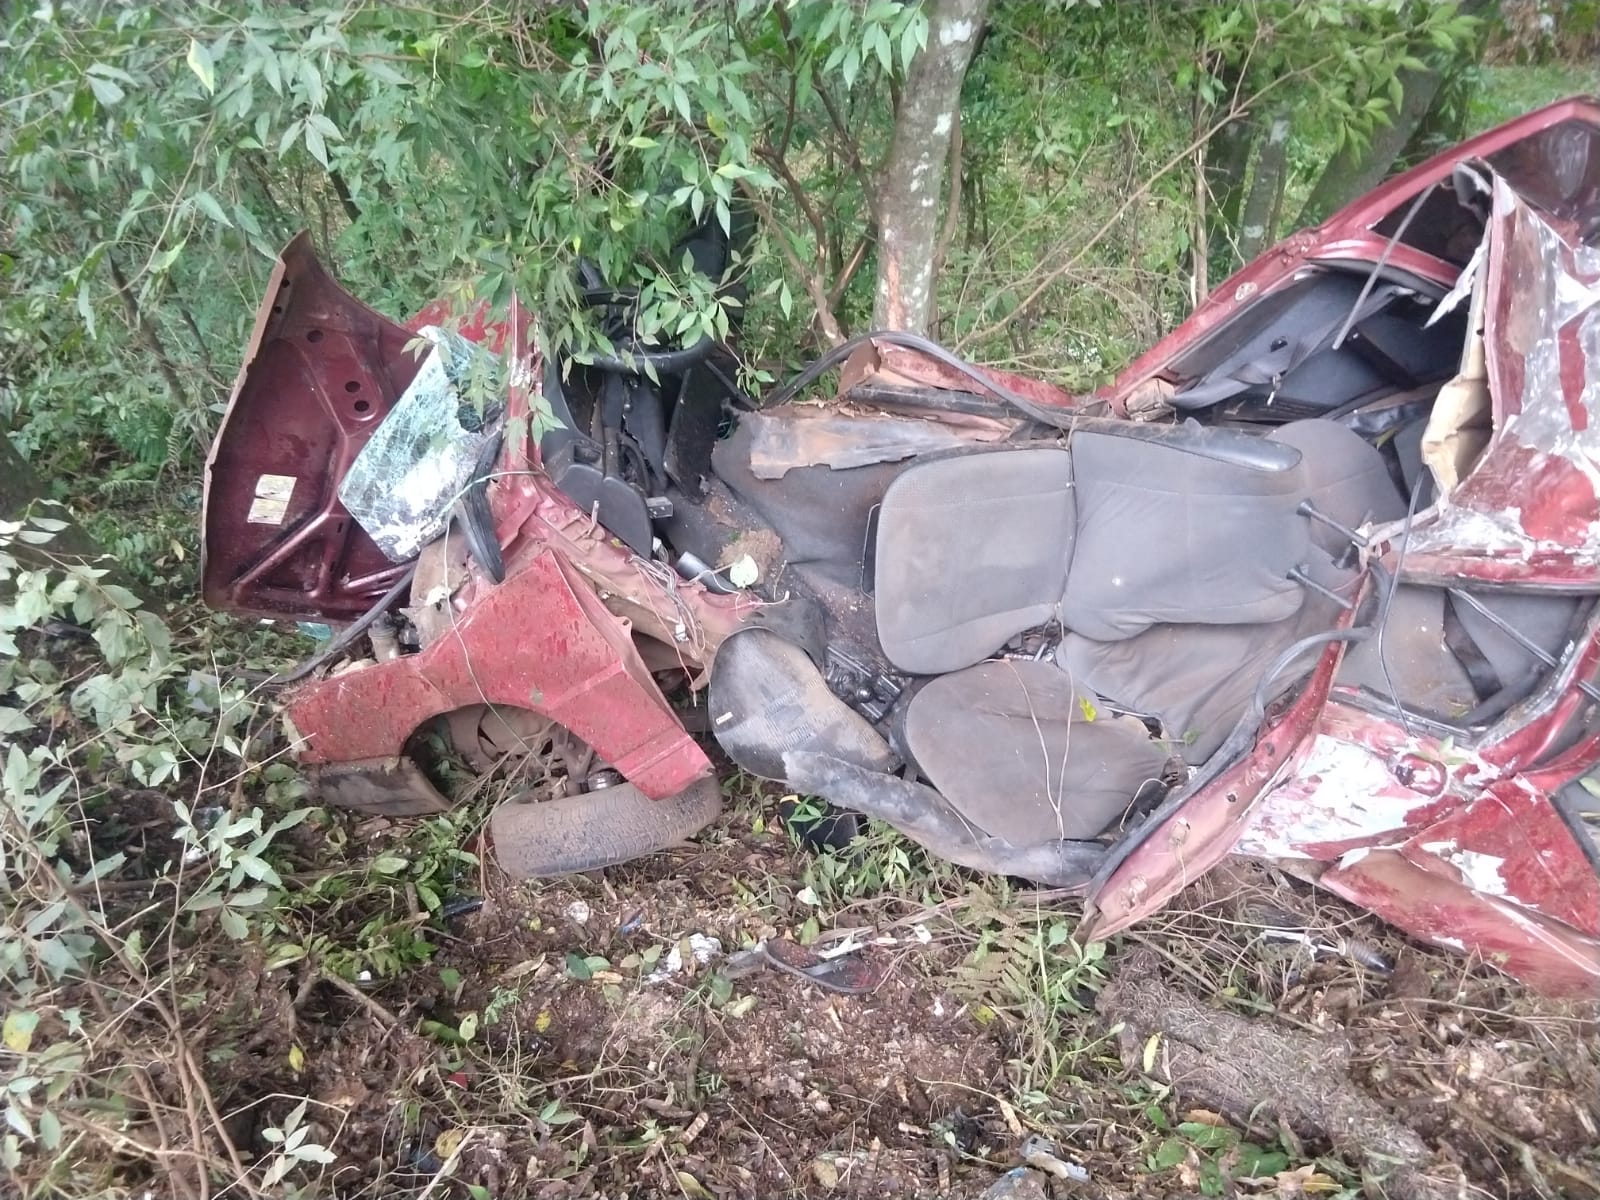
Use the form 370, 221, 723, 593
657, 178, 1593, 872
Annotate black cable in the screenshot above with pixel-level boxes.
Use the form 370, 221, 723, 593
270, 563, 418, 686
1331, 183, 1434, 351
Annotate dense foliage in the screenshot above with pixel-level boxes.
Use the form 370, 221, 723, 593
7, 0, 1589, 505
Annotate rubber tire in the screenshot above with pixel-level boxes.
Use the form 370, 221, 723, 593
488, 776, 723, 878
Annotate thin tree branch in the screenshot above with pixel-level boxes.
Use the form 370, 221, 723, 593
105, 250, 191, 408
737, 180, 844, 346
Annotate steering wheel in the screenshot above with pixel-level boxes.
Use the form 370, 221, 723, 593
574, 286, 714, 375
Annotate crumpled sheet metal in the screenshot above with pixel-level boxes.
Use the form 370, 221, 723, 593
744, 408, 1005, 479
1406, 176, 1600, 579
338, 326, 501, 562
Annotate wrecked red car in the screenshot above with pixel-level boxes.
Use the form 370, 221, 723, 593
202, 98, 1600, 995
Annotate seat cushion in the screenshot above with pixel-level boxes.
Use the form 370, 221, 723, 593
1337, 584, 1581, 717
1060, 427, 1311, 641
874, 448, 1075, 675
903, 661, 1170, 843
1058, 552, 1359, 763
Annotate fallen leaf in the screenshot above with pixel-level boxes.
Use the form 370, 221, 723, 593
288, 1044, 305, 1073
501, 955, 546, 981
535, 1008, 553, 1034
3, 1012, 38, 1054
1184, 1108, 1228, 1127
1142, 1031, 1162, 1074
675, 1169, 712, 1198
811, 1156, 840, 1189
435, 1127, 466, 1159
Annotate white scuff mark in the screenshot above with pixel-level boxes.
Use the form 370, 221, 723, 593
1236, 735, 1444, 857
933, 111, 952, 136
1417, 840, 1509, 895
939, 18, 974, 45
1434, 936, 1466, 951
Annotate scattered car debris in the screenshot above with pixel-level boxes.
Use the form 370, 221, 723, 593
644, 933, 722, 985
976, 1166, 1050, 1200
1017, 1134, 1090, 1184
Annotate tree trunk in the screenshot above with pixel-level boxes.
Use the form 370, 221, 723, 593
1202, 59, 1255, 267
1236, 108, 1290, 262
872, 0, 989, 333
1298, 0, 1491, 225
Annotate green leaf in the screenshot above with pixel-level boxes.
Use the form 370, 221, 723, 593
37, 1109, 61, 1151
76, 285, 96, 339
278, 119, 304, 159
218, 907, 249, 939
672, 83, 693, 123
1151, 1137, 1188, 1169
152, 239, 187, 274
87, 74, 125, 107
564, 951, 593, 980
1233, 1145, 1290, 1177
1177, 1121, 1237, 1150
187, 39, 216, 94
193, 191, 232, 228
304, 124, 329, 167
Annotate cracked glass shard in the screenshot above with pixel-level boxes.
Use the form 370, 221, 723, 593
338, 326, 504, 562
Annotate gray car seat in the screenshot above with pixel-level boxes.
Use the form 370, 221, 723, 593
873, 421, 1315, 674
713, 418, 1411, 877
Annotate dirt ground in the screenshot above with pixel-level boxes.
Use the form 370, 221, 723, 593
198, 787, 1600, 1200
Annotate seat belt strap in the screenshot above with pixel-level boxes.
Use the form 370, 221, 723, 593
1442, 593, 1502, 702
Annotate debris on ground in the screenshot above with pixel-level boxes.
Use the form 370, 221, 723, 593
645, 931, 722, 984
976, 1167, 1049, 1200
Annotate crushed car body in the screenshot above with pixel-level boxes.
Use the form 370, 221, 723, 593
201, 97, 1600, 995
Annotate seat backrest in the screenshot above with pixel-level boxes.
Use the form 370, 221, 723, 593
1265, 418, 1407, 554
873, 422, 1318, 674
1059, 425, 1311, 641
874, 447, 1075, 675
